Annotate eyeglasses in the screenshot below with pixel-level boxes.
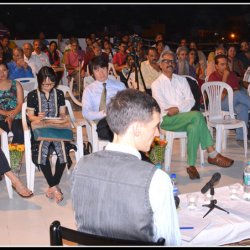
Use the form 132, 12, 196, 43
42, 83, 55, 87
161, 59, 175, 64
189, 53, 195, 55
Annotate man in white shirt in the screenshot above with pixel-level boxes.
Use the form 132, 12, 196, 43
72, 88, 181, 246
23, 42, 39, 76
82, 55, 126, 141
140, 47, 162, 91
151, 50, 234, 179
31, 39, 51, 71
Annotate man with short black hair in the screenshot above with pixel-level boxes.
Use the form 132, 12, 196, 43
82, 55, 126, 141
72, 88, 181, 246
208, 54, 250, 144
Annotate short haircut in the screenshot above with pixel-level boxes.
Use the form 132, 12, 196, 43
89, 55, 108, 76
0, 62, 8, 70
214, 54, 228, 64
13, 47, 24, 56
23, 42, 33, 49
37, 66, 59, 91
147, 47, 157, 55
176, 46, 188, 55
156, 40, 164, 47
158, 50, 176, 63
106, 89, 160, 135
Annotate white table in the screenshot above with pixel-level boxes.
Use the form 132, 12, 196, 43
178, 184, 250, 246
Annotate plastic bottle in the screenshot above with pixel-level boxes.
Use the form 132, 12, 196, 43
170, 173, 180, 208
243, 161, 250, 201
170, 173, 179, 197
155, 163, 162, 169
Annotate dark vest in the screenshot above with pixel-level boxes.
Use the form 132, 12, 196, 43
71, 150, 157, 241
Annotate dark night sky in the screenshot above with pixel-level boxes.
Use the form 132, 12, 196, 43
1, 4, 250, 42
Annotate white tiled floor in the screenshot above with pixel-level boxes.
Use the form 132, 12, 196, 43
0, 109, 249, 246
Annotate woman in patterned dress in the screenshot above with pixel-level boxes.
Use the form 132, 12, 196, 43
26, 66, 76, 203
0, 62, 24, 144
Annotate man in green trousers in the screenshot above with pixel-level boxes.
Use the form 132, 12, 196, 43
151, 50, 234, 180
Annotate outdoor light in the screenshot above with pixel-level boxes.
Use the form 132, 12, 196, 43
230, 33, 236, 39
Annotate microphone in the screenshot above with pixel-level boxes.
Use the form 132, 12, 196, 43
201, 172, 221, 194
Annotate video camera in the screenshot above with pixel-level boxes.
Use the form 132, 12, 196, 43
129, 34, 143, 48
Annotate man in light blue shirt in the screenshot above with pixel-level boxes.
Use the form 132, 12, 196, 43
8, 47, 34, 80
82, 55, 126, 140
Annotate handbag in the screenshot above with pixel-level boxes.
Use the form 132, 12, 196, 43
31, 118, 73, 142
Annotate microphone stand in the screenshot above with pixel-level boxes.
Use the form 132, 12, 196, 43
202, 186, 230, 218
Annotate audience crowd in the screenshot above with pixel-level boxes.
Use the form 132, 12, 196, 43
1, 27, 250, 245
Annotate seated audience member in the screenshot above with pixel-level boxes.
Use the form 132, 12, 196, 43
32, 39, 51, 69
82, 55, 126, 141
23, 42, 39, 76
188, 48, 203, 79
0, 46, 3, 63
71, 88, 181, 246
83, 41, 108, 75
1, 35, 12, 63
26, 66, 76, 203
242, 66, 250, 92
227, 45, 245, 81
236, 40, 250, 71
151, 50, 234, 179
112, 41, 128, 74
152, 33, 171, 51
46, 41, 63, 82
64, 38, 85, 93
189, 41, 207, 80
7, 47, 34, 80
175, 46, 196, 78
57, 33, 67, 53
0, 148, 33, 197
0, 63, 24, 144
207, 43, 225, 63
206, 46, 226, 78
102, 39, 115, 63
140, 47, 162, 93
120, 54, 135, 88
208, 54, 250, 144
85, 36, 93, 54
38, 31, 49, 52
155, 40, 165, 58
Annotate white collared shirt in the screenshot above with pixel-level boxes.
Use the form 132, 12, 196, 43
82, 78, 126, 121
151, 73, 195, 115
105, 143, 181, 246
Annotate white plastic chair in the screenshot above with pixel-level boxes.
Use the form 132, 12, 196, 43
57, 84, 82, 107
0, 128, 13, 199
83, 75, 95, 89
21, 100, 84, 192
15, 77, 38, 99
201, 81, 247, 156
160, 126, 205, 172
85, 119, 109, 153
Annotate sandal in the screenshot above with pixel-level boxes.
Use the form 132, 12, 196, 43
50, 186, 63, 203
12, 183, 33, 198
45, 187, 54, 199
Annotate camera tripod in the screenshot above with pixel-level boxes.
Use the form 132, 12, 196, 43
202, 186, 229, 218
125, 46, 149, 94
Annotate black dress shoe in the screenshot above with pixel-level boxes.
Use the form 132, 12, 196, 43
186, 166, 200, 180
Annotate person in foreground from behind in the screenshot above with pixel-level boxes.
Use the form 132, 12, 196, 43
26, 66, 76, 203
0, 147, 33, 197
71, 89, 181, 246
151, 50, 234, 180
